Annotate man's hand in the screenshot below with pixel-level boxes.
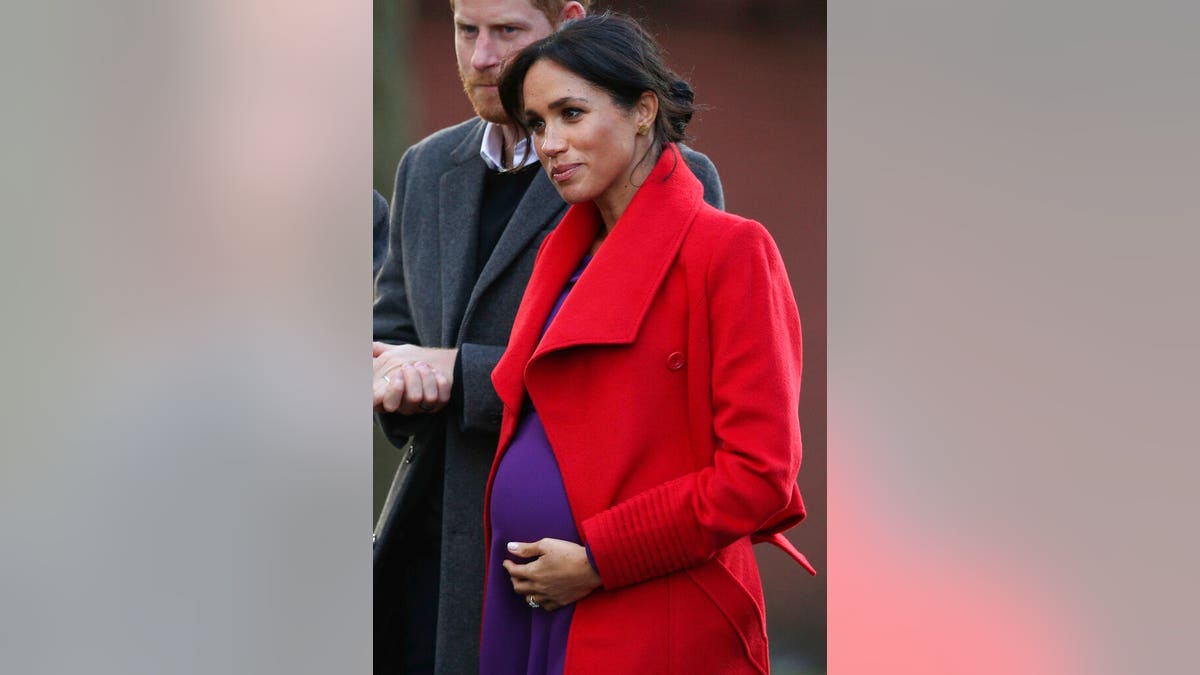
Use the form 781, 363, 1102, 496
373, 342, 456, 415
502, 538, 602, 612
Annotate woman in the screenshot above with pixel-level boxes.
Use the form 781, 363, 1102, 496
482, 13, 815, 674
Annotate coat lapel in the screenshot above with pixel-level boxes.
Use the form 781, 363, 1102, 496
438, 121, 489, 344
490, 199, 597, 417
493, 146, 705, 416
534, 146, 705, 356
462, 169, 566, 330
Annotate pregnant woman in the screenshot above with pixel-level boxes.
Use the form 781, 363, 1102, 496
481, 13, 815, 674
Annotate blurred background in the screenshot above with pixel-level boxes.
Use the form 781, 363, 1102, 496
374, 0, 827, 671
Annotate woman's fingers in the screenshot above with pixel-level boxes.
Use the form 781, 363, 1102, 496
506, 540, 545, 559
503, 557, 577, 613
502, 558, 533, 579
503, 560, 534, 594
503, 562, 560, 611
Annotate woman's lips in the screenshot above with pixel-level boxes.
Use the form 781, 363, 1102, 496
551, 163, 580, 183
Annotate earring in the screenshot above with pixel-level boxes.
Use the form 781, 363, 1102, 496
637, 124, 649, 136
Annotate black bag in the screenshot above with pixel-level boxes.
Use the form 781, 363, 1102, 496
373, 425, 444, 569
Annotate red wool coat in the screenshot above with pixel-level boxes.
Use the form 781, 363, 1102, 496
486, 146, 815, 674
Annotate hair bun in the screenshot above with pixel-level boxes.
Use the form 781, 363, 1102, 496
667, 79, 694, 135
669, 79, 694, 104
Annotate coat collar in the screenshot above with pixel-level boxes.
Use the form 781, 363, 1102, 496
536, 145, 704, 354
449, 118, 486, 165
493, 146, 704, 411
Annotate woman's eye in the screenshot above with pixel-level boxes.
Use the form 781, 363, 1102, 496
528, 120, 545, 133
563, 108, 583, 120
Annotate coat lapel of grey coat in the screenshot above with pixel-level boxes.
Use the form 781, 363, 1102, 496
461, 168, 566, 331
438, 122, 489, 344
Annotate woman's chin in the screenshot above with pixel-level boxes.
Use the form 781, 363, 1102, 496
554, 186, 592, 205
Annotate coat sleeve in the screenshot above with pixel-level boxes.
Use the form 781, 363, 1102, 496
457, 342, 506, 433
580, 220, 803, 590
373, 147, 434, 442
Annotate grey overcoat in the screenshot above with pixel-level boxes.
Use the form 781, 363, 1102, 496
373, 117, 724, 674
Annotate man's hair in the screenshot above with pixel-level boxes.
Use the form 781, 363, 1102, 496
449, 0, 592, 26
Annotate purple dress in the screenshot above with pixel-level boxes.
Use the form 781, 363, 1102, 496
480, 257, 589, 675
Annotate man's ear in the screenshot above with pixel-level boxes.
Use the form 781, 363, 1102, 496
558, 1, 585, 23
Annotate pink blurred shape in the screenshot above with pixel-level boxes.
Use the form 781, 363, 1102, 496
828, 413, 1092, 674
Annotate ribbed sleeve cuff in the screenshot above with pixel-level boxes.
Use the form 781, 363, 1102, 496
580, 481, 707, 590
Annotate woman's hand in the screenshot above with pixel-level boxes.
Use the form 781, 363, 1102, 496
502, 538, 602, 612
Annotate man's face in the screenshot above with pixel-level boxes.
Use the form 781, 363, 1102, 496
454, 0, 557, 124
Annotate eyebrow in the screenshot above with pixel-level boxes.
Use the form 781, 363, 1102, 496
547, 96, 589, 110
455, 17, 533, 29
525, 96, 591, 119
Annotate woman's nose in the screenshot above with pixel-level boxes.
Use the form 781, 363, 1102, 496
540, 127, 566, 155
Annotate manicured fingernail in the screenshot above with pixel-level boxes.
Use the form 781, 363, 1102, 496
507, 542, 518, 551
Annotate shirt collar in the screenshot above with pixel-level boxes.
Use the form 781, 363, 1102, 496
480, 122, 540, 172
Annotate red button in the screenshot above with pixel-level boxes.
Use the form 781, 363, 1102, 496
666, 352, 685, 370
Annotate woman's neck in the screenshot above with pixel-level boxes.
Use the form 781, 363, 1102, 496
594, 145, 662, 234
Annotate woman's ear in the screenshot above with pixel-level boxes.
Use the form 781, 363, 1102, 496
636, 91, 659, 132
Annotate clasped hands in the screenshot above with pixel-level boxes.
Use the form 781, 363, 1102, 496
373, 342, 456, 415
503, 538, 602, 612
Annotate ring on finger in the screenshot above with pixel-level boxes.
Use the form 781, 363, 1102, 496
526, 595, 539, 609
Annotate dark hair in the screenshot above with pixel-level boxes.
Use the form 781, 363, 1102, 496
499, 13, 695, 160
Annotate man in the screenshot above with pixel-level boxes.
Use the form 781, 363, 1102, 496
372, 1, 724, 672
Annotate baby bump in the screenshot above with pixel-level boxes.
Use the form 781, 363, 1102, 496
490, 410, 581, 547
